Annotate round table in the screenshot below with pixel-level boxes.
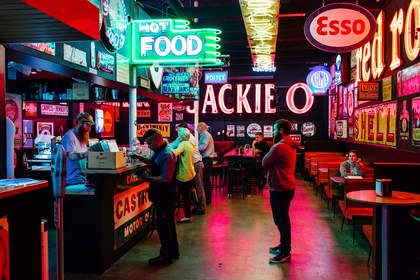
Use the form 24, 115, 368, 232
346, 190, 420, 280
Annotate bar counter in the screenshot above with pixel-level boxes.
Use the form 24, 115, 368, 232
0, 179, 48, 280
64, 163, 154, 274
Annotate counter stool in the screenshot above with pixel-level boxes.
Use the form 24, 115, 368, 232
228, 161, 247, 199
210, 162, 227, 194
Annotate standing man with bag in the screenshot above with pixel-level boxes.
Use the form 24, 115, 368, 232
262, 119, 299, 264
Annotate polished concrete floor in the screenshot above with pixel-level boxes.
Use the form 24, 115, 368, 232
62, 176, 371, 280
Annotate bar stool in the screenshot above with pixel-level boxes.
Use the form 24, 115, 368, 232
228, 160, 247, 199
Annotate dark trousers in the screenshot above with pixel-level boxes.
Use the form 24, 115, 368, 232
178, 179, 194, 218
155, 202, 179, 259
202, 157, 213, 204
270, 190, 295, 254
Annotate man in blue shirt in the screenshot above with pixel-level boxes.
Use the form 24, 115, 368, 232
62, 113, 94, 185
197, 122, 215, 205
134, 129, 178, 265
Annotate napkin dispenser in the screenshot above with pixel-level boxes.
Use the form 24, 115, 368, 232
375, 179, 392, 197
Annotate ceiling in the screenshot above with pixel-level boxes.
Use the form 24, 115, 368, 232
140, 0, 383, 75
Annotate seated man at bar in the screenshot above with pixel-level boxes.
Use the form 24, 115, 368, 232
252, 132, 270, 190
132, 129, 179, 265
62, 112, 94, 186
171, 123, 206, 215
172, 127, 196, 223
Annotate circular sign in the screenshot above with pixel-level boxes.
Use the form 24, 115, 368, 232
100, 0, 128, 52
306, 66, 332, 94
247, 123, 262, 138
302, 122, 316, 137
304, 3, 377, 53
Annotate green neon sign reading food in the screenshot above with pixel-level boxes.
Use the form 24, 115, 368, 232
131, 19, 223, 66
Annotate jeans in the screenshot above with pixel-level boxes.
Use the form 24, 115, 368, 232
270, 190, 295, 254
178, 179, 194, 218
155, 202, 179, 259
202, 157, 213, 204
192, 161, 206, 212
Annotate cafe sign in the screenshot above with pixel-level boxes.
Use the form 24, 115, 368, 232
354, 102, 397, 147
131, 19, 223, 66
304, 3, 376, 53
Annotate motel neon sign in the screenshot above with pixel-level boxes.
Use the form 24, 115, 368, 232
199, 83, 314, 115
355, 0, 420, 82
131, 19, 223, 66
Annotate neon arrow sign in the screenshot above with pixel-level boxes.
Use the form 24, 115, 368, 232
131, 19, 223, 66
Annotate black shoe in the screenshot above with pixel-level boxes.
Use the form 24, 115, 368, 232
192, 209, 205, 215
148, 256, 172, 265
269, 252, 291, 264
269, 244, 281, 255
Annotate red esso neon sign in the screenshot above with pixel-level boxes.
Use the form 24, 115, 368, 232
304, 3, 376, 53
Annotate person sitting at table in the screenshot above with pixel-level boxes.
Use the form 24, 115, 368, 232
340, 150, 364, 177
172, 127, 196, 223
171, 123, 206, 215
252, 132, 270, 190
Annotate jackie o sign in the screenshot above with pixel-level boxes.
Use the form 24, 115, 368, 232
304, 3, 376, 53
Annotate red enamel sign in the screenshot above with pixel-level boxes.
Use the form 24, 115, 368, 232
304, 3, 376, 53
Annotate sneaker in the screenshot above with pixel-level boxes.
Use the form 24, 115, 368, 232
148, 256, 172, 265
269, 252, 291, 264
177, 217, 192, 223
269, 244, 281, 255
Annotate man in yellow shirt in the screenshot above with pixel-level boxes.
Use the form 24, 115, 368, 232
172, 127, 196, 223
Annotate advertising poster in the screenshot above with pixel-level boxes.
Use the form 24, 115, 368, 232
23, 120, 34, 148
158, 103, 173, 122
25, 102, 37, 117
264, 125, 273, 138
23, 42, 55, 55
175, 113, 184, 121
412, 97, 420, 146
97, 51, 115, 75
137, 110, 151, 118
137, 124, 170, 138
291, 123, 298, 132
335, 120, 348, 139
342, 86, 348, 119
226, 125, 235, 137
6, 93, 22, 148
113, 182, 152, 250
397, 62, 420, 97
36, 122, 54, 136
302, 122, 316, 137
63, 43, 87, 67
399, 100, 410, 143
247, 123, 262, 138
0, 216, 9, 280
40, 104, 68, 117
354, 102, 397, 147
237, 125, 245, 137
382, 76, 392, 101
358, 82, 380, 100
101, 106, 114, 138
95, 109, 104, 134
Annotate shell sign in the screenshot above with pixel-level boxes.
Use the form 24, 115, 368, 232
304, 3, 377, 53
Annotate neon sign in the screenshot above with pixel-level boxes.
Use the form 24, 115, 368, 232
204, 72, 228, 84
201, 83, 276, 114
286, 83, 314, 114
306, 66, 332, 94
239, 0, 280, 72
131, 19, 222, 66
95, 109, 104, 134
355, 0, 420, 81
101, 0, 128, 52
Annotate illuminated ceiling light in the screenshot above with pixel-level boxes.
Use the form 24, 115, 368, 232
239, 0, 280, 72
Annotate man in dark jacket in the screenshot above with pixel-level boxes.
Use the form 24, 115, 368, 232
262, 119, 298, 264
134, 129, 178, 265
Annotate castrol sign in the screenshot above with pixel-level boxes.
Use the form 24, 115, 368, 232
304, 3, 376, 53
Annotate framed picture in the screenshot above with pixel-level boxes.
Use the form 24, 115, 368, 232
37, 122, 54, 136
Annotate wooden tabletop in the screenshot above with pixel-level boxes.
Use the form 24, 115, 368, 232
347, 190, 420, 206
85, 162, 147, 174
224, 148, 254, 158
0, 179, 49, 199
